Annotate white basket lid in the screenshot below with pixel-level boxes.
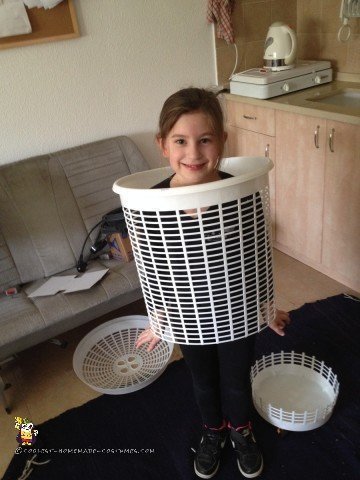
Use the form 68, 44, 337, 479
73, 316, 173, 395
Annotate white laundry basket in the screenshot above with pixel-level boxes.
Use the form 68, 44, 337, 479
113, 157, 275, 345
251, 351, 340, 431
73, 316, 173, 394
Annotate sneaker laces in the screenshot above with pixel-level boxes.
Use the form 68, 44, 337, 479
196, 430, 225, 463
240, 428, 254, 441
232, 428, 259, 457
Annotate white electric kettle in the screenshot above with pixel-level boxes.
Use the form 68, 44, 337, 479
263, 21, 297, 71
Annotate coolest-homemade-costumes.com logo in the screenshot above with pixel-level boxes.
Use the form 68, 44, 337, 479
15, 417, 38, 446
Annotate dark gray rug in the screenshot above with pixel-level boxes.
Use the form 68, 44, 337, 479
4, 294, 360, 480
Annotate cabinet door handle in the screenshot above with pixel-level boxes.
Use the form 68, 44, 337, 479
265, 144, 270, 157
314, 125, 320, 149
329, 128, 335, 152
243, 114, 257, 120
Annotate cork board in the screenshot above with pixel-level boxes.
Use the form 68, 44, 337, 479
0, 0, 79, 50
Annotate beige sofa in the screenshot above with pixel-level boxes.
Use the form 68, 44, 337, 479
0, 136, 149, 367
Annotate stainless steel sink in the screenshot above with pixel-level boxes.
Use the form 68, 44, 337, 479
307, 89, 360, 110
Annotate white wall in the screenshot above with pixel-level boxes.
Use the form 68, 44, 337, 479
0, 0, 216, 167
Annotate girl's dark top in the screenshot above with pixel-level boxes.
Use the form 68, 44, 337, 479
152, 170, 232, 188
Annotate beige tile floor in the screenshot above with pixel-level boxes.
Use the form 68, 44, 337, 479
0, 250, 357, 477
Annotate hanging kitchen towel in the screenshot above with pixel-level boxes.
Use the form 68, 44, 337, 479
0, 0, 32, 38
207, 0, 235, 44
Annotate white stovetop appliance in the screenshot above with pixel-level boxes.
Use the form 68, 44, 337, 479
230, 22, 332, 99
230, 60, 333, 99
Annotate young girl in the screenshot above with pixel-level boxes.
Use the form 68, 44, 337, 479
135, 87, 290, 479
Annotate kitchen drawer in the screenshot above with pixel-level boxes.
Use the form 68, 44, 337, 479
226, 100, 275, 136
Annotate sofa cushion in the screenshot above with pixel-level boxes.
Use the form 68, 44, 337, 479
0, 293, 45, 350
0, 259, 142, 360
0, 136, 149, 288
0, 154, 80, 284
51, 136, 148, 230
24, 260, 140, 323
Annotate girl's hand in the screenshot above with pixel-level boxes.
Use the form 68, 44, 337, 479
269, 309, 291, 336
135, 327, 161, 352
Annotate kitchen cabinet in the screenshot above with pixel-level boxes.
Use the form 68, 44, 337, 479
322, 121, 360, 290
226, 101, 275, 136
225, 98, 360, 292
275, 112, 326, 263
225, 100, 276, 231
275, 110, 360, 291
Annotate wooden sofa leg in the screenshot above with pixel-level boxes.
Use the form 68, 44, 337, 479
49, 338, 68, 349
0, 374, 11, 414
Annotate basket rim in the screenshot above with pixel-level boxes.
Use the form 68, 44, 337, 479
113, 156, 273, 198
76, 314, 148, 340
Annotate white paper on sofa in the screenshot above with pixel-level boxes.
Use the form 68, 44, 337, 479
28, 269, 109, 297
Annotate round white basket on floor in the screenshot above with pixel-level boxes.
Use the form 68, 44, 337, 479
73, 316, 173, 394
113, 157, 276, 345
251, 351, 340, 431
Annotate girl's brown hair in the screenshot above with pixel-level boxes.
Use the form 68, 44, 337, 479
157, 88, 226, 155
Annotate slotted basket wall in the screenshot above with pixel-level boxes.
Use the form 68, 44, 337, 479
113, 157, 275, 345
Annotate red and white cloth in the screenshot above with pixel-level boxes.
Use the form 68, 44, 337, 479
207, 0, 235, 44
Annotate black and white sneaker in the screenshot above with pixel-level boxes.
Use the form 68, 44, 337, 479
194, 428, 227, 479
230, 427, 263, 478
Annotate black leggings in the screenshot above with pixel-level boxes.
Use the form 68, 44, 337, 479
180, 335, 256, 428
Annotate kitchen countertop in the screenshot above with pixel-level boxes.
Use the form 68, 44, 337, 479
225, 80, 360, 126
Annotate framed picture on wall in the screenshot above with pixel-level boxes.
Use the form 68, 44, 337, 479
0, 0, 79, 50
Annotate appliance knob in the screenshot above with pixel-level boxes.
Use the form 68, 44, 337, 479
314, 75, 321, 84
282, 82, 290, 92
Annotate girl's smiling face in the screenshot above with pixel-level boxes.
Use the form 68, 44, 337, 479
158, 111, 227, 187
